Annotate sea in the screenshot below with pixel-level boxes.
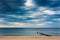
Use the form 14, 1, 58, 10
0, 28, 59, 36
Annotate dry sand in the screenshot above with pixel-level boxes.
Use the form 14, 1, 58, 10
0, 36, 60, 40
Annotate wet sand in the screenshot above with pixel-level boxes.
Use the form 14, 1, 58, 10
0, 36, 60, 40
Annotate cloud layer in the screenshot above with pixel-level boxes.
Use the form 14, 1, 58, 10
0, 0, 60, 28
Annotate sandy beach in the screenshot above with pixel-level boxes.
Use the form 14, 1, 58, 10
0, 36, 60, 40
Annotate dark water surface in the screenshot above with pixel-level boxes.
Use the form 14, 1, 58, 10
0, 28, 59, 36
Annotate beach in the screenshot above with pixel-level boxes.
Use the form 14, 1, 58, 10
0, 36, 59, 40
0, 28, 59, 40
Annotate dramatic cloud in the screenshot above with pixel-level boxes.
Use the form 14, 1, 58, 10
0, 0, 60, 28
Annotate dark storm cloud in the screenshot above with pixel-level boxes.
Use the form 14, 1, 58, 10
33, 0, 60, 8
33, 0, 50, 6
0, 0, 26, 13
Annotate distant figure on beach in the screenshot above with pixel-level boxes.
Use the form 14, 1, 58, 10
37, 32, 52, 36
37, 32, 39, 34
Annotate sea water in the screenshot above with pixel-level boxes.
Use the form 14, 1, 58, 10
0, 28, 59, 36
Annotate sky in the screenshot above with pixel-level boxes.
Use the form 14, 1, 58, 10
0, 0, 60, 28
